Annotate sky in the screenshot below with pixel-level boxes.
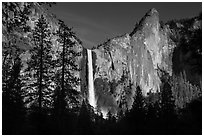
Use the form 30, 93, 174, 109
50, 2, 201, 49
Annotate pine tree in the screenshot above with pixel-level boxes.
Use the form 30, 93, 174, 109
22, 15, 54, 111
55, 20, 81, 111
4, 56, 24, 108
76, 100, 93, 134
132, 86, 145, 113
2, 2, 31, 92
161, 81, 175, 118
120, 86, 146, 134
2, 3, 31, 134
2, 56, 25, 134
160, 75, 176, 132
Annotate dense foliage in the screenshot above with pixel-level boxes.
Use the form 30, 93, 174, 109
2, 2, 82, 134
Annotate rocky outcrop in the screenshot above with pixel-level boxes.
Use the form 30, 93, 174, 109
81, 8, 201, 113
85, 8, 175, 113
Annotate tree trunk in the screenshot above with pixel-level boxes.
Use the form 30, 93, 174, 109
39, 36, 43, 112
60, 29, 65, 114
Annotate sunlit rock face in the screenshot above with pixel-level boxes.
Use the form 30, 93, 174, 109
82, 8, 176, 114
81, 9, 178, 114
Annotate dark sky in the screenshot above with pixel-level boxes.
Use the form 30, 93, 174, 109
50, 2, 201, 49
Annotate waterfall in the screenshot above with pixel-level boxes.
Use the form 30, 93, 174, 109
87, 49, 96, 109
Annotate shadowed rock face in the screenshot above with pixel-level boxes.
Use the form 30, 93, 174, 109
81, 8, 177, 113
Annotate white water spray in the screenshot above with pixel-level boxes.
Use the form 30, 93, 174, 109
87, 49, 97, 109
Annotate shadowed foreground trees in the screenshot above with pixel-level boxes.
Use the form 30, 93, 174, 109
2, 82, 202, 135
2, 2, 31, 134
2, 2, 81, 135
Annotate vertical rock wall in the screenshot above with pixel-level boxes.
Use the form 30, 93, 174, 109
81, 8, 176, 113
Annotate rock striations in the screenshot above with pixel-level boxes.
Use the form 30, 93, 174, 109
81, 8, 180, 113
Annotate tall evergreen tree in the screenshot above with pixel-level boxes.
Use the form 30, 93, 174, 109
2, 56, 25, 134
160, 73, 176, 133
2, 3, 31, 134
125, 86, 146, 134
22, 15, 54, 110
161, 81, 175, 118
2, 2, 31, 92
76, 100, 93, 134
54, 20, 81, 111
132, 86, 145, 113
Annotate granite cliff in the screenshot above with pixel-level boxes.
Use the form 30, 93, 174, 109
81, 8, 201, 114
